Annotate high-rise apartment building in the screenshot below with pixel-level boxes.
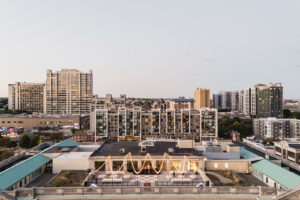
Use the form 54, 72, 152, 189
194, 88, 210, 109
44, 69, 93, 115
213, 91, 232, 110
242, 88, 256, 116
255, 83, 283, 118
91, 108, 218, 141
8, 82, 45, 113
254, 118, 300, 140
214, 83, 281, 117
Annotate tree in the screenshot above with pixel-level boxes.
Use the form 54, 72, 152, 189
263, 137, 275, 146
19, 134, 31, 149
71, 128, 78, 135
283, 109, 292, 118
29, 134, 40, 148
0, 138, 17, 148
218, 117, 253, 139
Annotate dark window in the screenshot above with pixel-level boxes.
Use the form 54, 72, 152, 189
288, 151, 295, 159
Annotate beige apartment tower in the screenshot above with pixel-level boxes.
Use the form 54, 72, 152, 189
8, 82, 45, 113
44, 69, 93, 114
194, 88, 210, 109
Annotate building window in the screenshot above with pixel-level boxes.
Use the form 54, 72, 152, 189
214, 163, 218, 169
224, 163, 229, 168
266, 177, 268, 183
274, 182, 277, 188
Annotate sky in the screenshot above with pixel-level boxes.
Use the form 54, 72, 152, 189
0, 0, 300, 99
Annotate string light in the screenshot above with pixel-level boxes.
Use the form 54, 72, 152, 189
90, 152, 203, 176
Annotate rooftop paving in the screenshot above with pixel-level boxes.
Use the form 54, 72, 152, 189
91, 141, 203, 157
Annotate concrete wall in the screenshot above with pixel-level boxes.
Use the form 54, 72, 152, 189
205, 160, 250, 173
53, 157, 90, 174
4, 186, 278, 199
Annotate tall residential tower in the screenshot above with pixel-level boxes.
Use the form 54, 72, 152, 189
255, 83, 283, 118
44, 69, 93, 114
8, 82, 45, 113
194, 88, 210, 109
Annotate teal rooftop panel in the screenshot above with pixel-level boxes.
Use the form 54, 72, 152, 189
54, 139, 79, 147
251, 159, 300, 189
240, 147, 261, 160
0, 153, 51, 190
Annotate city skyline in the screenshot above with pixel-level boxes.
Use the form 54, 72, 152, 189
1, 0, 300, 99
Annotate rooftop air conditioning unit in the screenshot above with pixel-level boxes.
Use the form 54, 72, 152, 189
119, 148, 125, 154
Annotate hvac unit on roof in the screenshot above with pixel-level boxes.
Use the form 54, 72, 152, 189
119, 148, 125, 154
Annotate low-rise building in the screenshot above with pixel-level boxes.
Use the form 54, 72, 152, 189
274, 141, 300, 164
0, 114, 81, 129
169, 98, 194, 110
72, 132, 95, 142
251, 159, 300, 190
0, 153, 51, 190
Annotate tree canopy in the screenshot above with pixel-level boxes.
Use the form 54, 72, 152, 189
218, 117, 253, 139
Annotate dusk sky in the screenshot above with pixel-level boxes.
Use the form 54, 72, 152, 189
0, 0, 299, 99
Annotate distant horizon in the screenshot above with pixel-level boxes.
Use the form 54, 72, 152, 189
1, 1, 300, 99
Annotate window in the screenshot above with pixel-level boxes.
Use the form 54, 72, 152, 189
274, 182, 277, 188
214, 163, 218, 168
288, 151, 295, 159
224, 163, 229, 168
266, 177, 268, 183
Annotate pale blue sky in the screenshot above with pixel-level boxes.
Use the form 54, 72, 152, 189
0, 0, 300, 98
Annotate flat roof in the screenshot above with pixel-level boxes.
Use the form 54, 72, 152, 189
0, 153, 51, 190
240, 147, 262, 160
91, 141, 203, 157
55, 139, 79, 147
43, 139, 80, 153
55, 152, 93, 159
172, 99, 194, 102
251, 159, 300, 189
289, 144, 300, 149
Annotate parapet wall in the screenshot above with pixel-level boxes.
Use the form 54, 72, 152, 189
3, 186, 277, 199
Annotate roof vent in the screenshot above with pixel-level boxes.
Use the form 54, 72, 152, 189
119, 148, 125, 154
168, 148, 174, 153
